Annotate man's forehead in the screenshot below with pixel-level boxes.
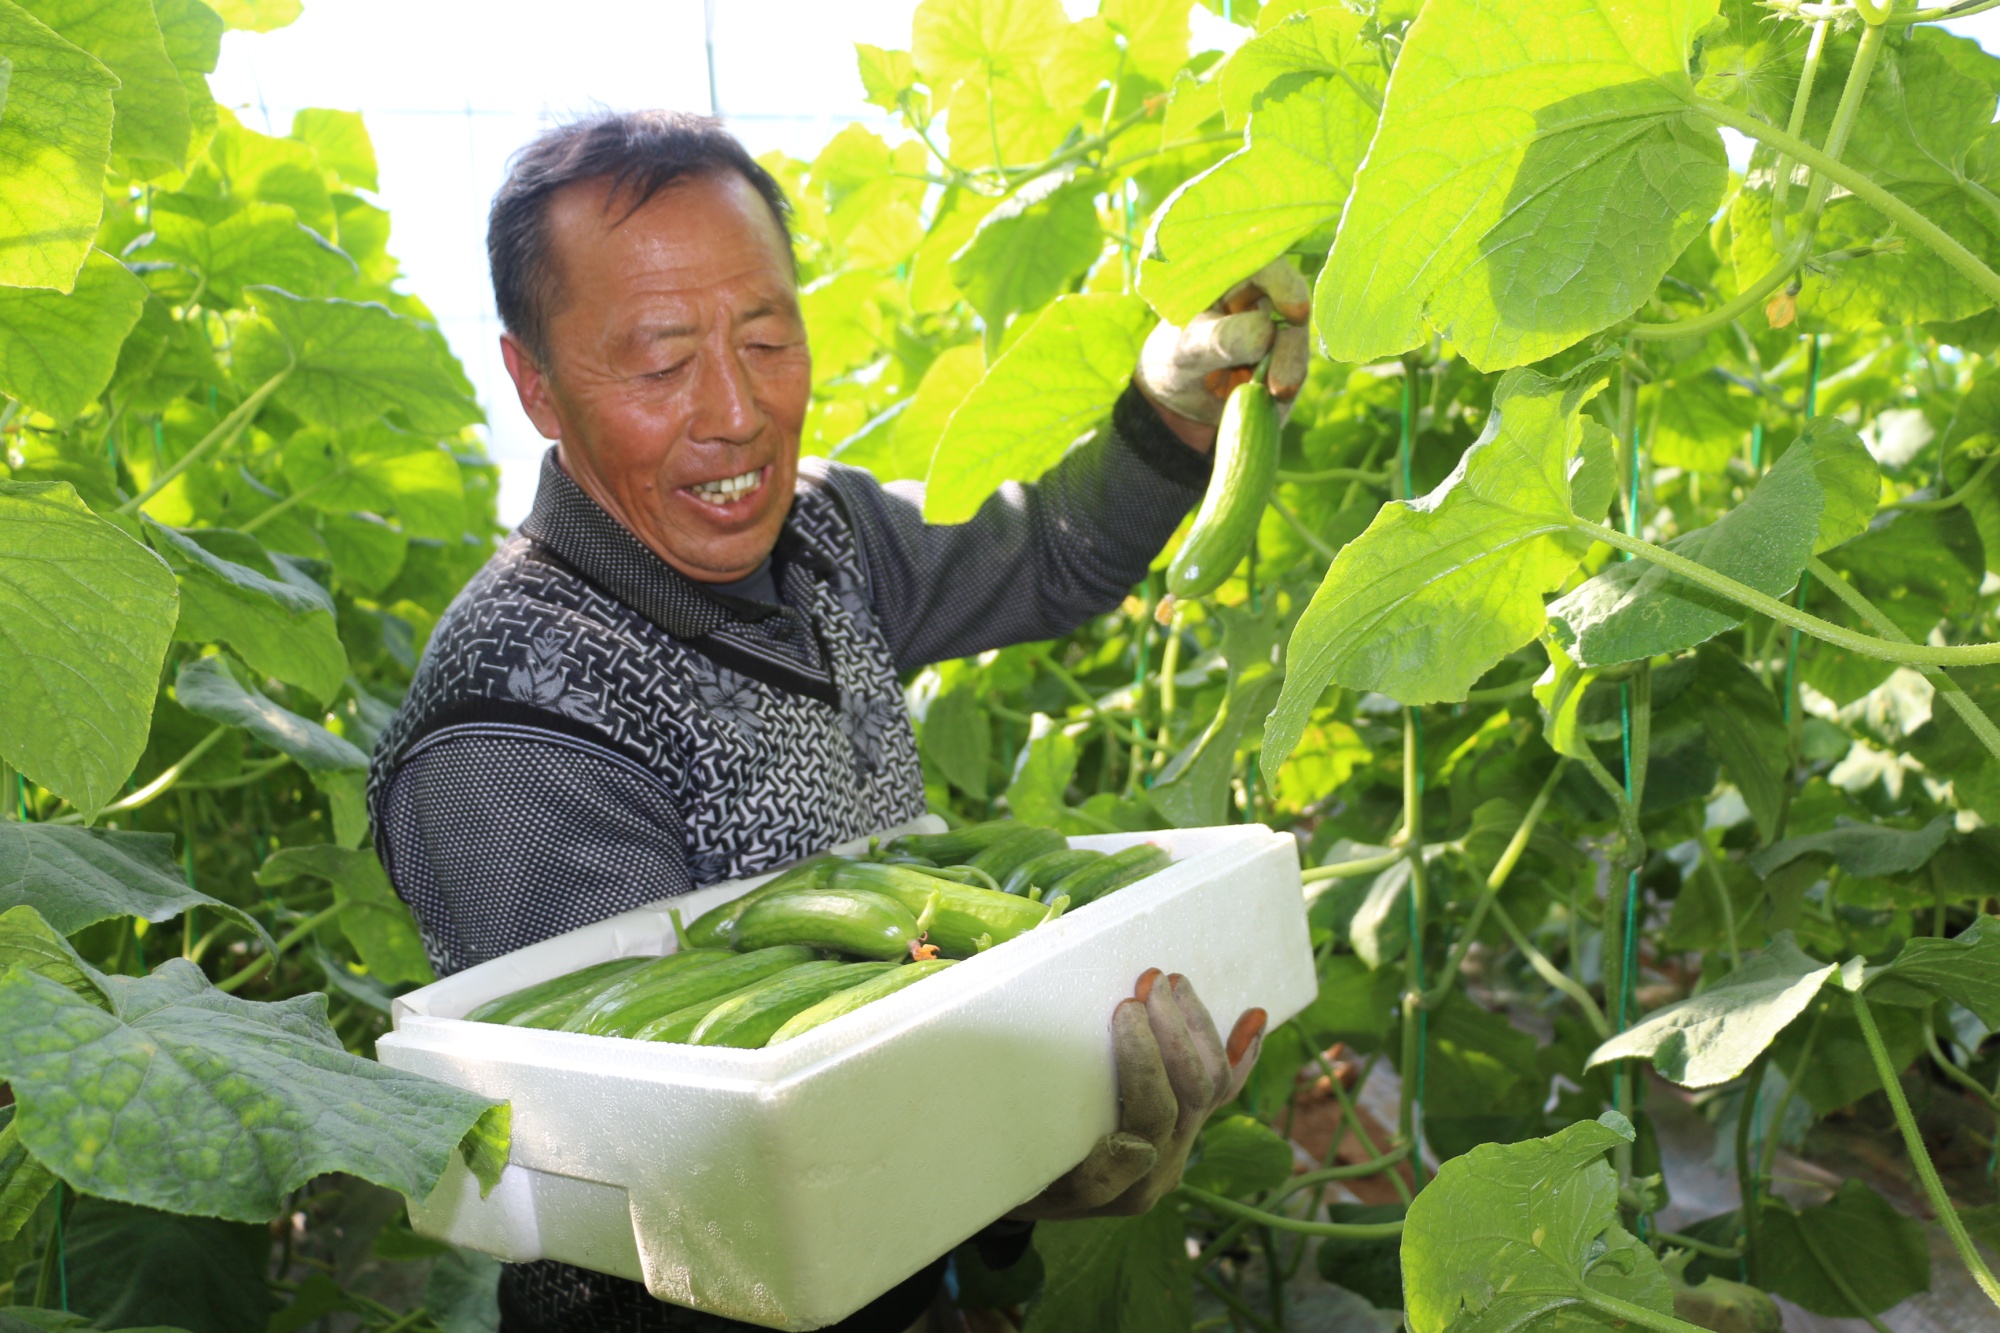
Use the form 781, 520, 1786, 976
544, 171, 792, 278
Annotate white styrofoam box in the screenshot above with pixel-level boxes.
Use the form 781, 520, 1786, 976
379, 821, 1313, 1331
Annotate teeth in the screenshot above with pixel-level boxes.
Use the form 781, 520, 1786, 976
690, 469, 761, 504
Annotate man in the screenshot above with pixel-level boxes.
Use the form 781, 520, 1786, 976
369, 110, 1304, 1333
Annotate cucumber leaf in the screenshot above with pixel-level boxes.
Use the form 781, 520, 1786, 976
145, 520, 348, 703
0, 481, 179, 815
173, 656, 368, 772
1402, 1112, 1675, 1333
1184, 1115, 1292, 1198
0, 249, 148, 422
0, 959, 508, 1220
1022, 1207, 1191, 1333
1549, 418, 1877, 667
1747, 814, 1953, 881
235, 287, 483, 434
1862, 913, 2000, 1027
1759, 1181, 1931, 1319
1005, 712, 1080, 828
138, 194, 356, 307
950, 173, 1103, 328
923, 293, 1153, 523
27, 0, 191, 172
1316, 0, 1727, 371
0, 0, 117, 291
277, 425, 466, 540
1139, 9, 1381, 324
1586, 933, 1835, 1087
1265, 367, 1610, 767
0, 824, 274, 951
0, 1106, 56, 1246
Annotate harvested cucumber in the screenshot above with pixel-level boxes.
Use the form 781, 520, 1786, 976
690, 962, 897, 1048
566, 947, 809, 1037
768, 959, 955, 1045
732, 887, 920, 960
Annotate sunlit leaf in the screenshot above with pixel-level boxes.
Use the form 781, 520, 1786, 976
1005, 712, 1079, 826
1141, 11, 1380, 325
209, 112, 337, 236
0, 0, 118, 290
1316, 0, 1727, 371
854, 43, 917, 112
0, 482, 178, 815
235, 287, 483, 434
139, 193, 355, 306
0, 823, 273, 949
0, 249, 147, 422
202, 0, 300, 30
950, 172, 1103, 327
1587, 933, 1835, 1087
0, 959, 507, 1220
290, 107, 377, 191
1266, 367, 1611, 767
27, 0, 190, 171
924, 293, 1153, 523
144, 519, 348, 703
1100, 0, 1187, 85
278, 425, 466, 539
1184, 1114, 1291, 1197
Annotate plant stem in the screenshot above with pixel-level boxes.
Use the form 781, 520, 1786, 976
118, 368, 290, 514
1573, 520, 2000, 666
217, 902, 342, 994
1176, 1186, 1405, 1239
1030, 653, 1171, 753
1268, 493, 1339, 559
47, 728, 229, 825
1194, 1268, 1283, 1333
1655, 1230, 1743, 1260
1736, 1052, 1769, 1286
1898, 0, 2000, 21
1301, 848, 1405, 882
1492, 897, 1610, 1036
1691, 93, 2000, 308
180, 753, 294, 790
1885, 451, 2000, 512
1398, 705, 1430, 1186
1697, 840, 1742, 969
1582, 1290, 1717, 1333
1925, 1023, 2000, 1113
1848, 987, 2000, 1310
1276, 467, 1388, 485
1771, 19, 1831, 251
1805, 555, 2000, 764
1758, 1004, 1819, 1190
1273, 1144, 1413, 1200
1424, 760, 1568, 1009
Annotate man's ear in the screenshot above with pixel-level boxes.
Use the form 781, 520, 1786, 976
501, 333, 563, 441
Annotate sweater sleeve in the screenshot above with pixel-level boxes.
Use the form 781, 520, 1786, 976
818, 382, 1211, 671
373, 726, 691, 976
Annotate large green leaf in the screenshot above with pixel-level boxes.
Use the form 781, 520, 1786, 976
1548, 418, 1877, 667
139, 193, 355, 306
257, 845, 433, 987
1004, 712, 1079, 827
204, 0, 300, 30
173, 656, 368, 772
0, 823, 272, 948
0, 903, 109, 1004
1315, 0, 1726, 371
1748, 814, 1953, 881
291, 107, 378, 192
0, 0, 118, 290
1139, 9, 1381, 324
0, 248, 147, 422
920, 683, 990, 801
1759, 1181, 1931, 1319
1265, 367, 1610, 767
235, 287, 483, 433
279, 424, 466, 539
1184, 1114, 1292, 1198
912, 0, 1112, 171
1022, 1208, 1191, 1333
0, 481, 179, 815
26, 0, 191, 170
0, 1105, 56, 1245
1586, 933, 1835, 1087
1402, 1113, 1675, 1333
145, 520, 347, 703
61, 1197, 278, 1333
0, 958, 508, 1220
923, 293, 1154, 523
1865, 914, 2000, 1028
1152, 663, 1283, 829
949, 173, 1102, 328
1804, 504, 1984, 705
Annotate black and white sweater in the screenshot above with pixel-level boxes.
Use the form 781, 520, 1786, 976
367, 385, 1207, 1333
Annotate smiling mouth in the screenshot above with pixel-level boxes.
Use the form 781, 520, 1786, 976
685, 466, 766, 507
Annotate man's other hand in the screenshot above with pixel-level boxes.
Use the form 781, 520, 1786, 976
1009, 968, 1267, 1220
1134, 258, 1312, 451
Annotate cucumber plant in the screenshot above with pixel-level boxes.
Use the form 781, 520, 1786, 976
4, 0, 2000, 1330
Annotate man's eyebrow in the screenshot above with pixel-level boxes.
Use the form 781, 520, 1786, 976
641, 321, 700, 341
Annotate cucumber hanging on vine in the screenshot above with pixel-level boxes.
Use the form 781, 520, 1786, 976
1167, 376, 1280, 599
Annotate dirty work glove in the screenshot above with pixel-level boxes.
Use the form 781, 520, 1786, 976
1009, 968, 1266, 1220
1134, 258, 1312, 432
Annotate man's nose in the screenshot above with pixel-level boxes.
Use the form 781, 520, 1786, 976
690, 343, 762, 446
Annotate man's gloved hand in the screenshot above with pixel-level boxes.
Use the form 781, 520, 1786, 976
1009, 968, 1267, 1220
1134, 258, 1312, 447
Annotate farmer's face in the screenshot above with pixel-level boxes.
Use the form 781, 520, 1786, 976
501, 170, 808, 583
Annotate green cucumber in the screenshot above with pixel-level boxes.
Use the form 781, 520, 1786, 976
882, 819, 1019, 864
1167, 378, 1280, 599
633, 960, 842, 1043
509, 959, 667, 1030
827, 862, 1047, 958
1000, 847, 1104, 897
732, 887, 919, 960
1050, 842, 1171, 907
965, 826, 1066, 883
683, 855, 838, 948
464, 957, 652, 1025
768, 958, 956, 1044
691, 961, 897, 1048
563, 947, 791, 1036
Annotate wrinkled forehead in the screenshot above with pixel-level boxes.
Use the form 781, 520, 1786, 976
541, 171, 796, 316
